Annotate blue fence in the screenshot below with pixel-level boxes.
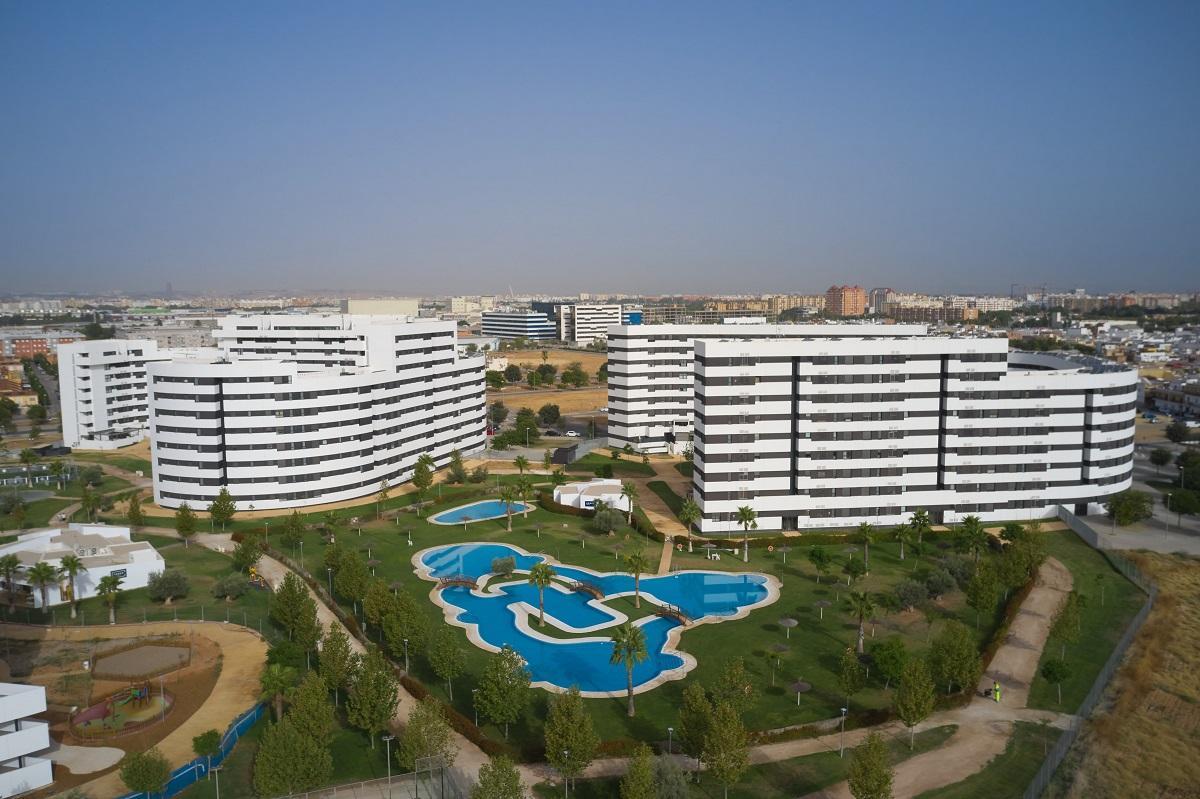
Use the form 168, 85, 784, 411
116, 702, 266, 799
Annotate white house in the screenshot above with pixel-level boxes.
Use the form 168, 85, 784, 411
0, 525, 164, 608
553, 478, 631, 512
0, 683, 52, 797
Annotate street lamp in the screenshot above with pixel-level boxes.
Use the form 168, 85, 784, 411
563, 749, 570, 798
472, 688, 479, 726
212, 765, 223, 799
327, 567, 333, 596
839, 707, 848, 757
403, 638, 409, 673
382, 733, 395, 796
667, 726, 674, 755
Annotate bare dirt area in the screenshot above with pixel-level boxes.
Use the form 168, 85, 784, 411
489, 385, 608, 414
1047, 552, 1200, 799
93, 642, 191, 679
505, 347, 607, 373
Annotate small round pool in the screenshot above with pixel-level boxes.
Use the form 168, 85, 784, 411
429, 499, 534, 525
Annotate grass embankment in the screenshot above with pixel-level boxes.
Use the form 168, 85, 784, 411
917, 722, 1059, 799
647, 480, 684, 516
0, 497, 74, 530
566, 452, 655, 477
534, 725, 958, 799
674, 461, 693, 478
67, 451, 154, 477
57, 475, 133, 497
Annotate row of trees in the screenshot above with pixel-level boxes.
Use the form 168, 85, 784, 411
0, 550, 122, 621
485, 359, 594, 390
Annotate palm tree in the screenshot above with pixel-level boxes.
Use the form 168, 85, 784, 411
527, 562, 555, 626
516, 476, 534, 519
609, 622, 648, 717
856, 521, 873, 572
620, 481, 638, 525
49, 460, 66, 491
514, 455, 529, 476
0, 555, 22, 615
80, 486, 102, 523
910, 508, 932, 545
19, 449, 38, 485
59, 553, 83, 619
623, 550, 651, 608
499, 485, 518, 532
958, 515, 988, 564
550, 470, 567, 488
678, 498, 701, 552
259, 663, 298, 722
846, 591, 877, 654
417, 453, 436, 471
97, 574, 123, 624
893, 522, 913, 561
25, 562, 60, 612
735, 505, 757, 563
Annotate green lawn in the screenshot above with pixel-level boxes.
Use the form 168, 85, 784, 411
1026, 530, 1145, 712
57, 475, 133, 497
534, 725, 958, 799
674, 461, 693, 478
646, 480, 684, 516
917, 722, 1059, 799
68, 451, 154, 477
566, 452, 655, 477
0, 497, 73, 531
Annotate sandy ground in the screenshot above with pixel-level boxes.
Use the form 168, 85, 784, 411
504, 348, 607, 373
489, 385, 608, 414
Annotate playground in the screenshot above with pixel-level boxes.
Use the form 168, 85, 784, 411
71, 681, 175, 737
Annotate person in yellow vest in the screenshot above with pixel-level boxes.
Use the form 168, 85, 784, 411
993, 680, 1001, 703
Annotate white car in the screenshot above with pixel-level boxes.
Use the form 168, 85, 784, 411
598, 406, 609, 412
566, 430, 581, 438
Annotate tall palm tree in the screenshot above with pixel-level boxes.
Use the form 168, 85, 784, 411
910, 509, 932, 545
0, 555, 22, 615
735, 505, 757, 563
609, 622, 648, 718
527, 562, 555, 626
623, 550, 651, 608
18, 449, 38, 485
893, 522, 913, 561
97, 574, 123, 624
513, 455, 529, 476
856, 521, 873, 572
417, 453, 435, 471
958, 515, 988, 564
25, 561, 60, 612
48, 460, 66, 491
620, 481, 638, 525
846, 591, 877, 654
259, 663, 298, 722
499, 485, 518, 532
59, 553, 83, 619
516, 476, 534, 519
678, 498, 701, 552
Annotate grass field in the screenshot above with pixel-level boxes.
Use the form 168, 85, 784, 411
506, 348, 607, 374
68, 450, 154, 477
489, 385, 609, 415
57, 475, 133, 497
0, 497, 73, 531
674, 462, 693, 478
566, 452, 655, 477
647, 480, 684, 515
534, 725, 958, 799
916, 722, 1059, 799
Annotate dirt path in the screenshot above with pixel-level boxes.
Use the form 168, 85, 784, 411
2, 621, 266, 799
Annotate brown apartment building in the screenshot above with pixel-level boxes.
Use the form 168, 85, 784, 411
825, 285, 868, 316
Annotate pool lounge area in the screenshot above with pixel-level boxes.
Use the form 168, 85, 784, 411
414, 542, 780, 696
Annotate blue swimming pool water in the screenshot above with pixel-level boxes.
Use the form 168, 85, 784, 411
428, 500, 533, 525
418, 542, 773, 693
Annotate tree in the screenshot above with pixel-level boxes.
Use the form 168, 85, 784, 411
412, 460, 433, 515
929, 620, 981, 694
550, 469, 567, 488
735, 505, 757, 562
620, 743, 656, 799
910, 508, 932, 544
513, 455, 529, 476
847, 731, 894, 799
966, 563, 1000, 630
59, 553, 82, 619
498, 484, 518, 531
1150, 447, 1172, 474
334, 550, 370, 611
119, 748, 171, 797
527, 562, 555, 627
192, 730, 221, 778
231, 535, 263, 574
347, 648, 399, 747
80, 485, 102, 523
425, 627, 467, 701
809, 546, 832, 583
18, 448, 38, 484
0, 554, 19, 616
1041, 658, 1072, 706
477, 645, 531, 739
543, 449, 554, 471
678, 681, 713, 772
362, 578, 393, 631
610, 622, 648, 717
678, 497, 701, 548
503, 363, 522, 382
260, 663, 298, 722
448, 449, 469, 483
871, 637, 907, 691
893, 522, 913, 561
318, 623, 356, 706
1166, 418, 1190, 444
280, 510, 305, 549
843, 557, 867, 586
207, 487, 237, 531
516, 476, 534, 519
1105, 489, 1153, 526
560, 361, 588, 387
486, 370, 507, 390
846, 591, 877, 655
713, 657, 757, 715
538, 404, 561, 425
289, 670, 336, 744
147, 570, 190, 604
956, 515, 989, 564
252, 715, 332, 795
398, 695, 458, 771
839, 647, 867, 708
1051, 590, 1084, 659
620, 481, 639, 525
655, 755, 690, 799
376, 479, 390, 518
272, 572, 316, 641
1168, 489, 1200, 526
489, 401, 509, 426
97, 573, 122, 623
703, 700, 749, 799
126, 492, 145, 528
174, 502, 196, 547
623, 550, 651, 609
24, 561, 59, 610
383, 593, 430, 666
894, 579, 927, 611
894, 657, 935, 749
472, 755, 523, 799
1177, 449, 1200, 490
593, 506, 623, 533
545, 686, 600, 791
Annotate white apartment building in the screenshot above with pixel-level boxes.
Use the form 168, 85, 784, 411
607, 324, 926, 454
0, 525, 164, 608
480, 311, 556, 341
58, 339, 177, 449
148, 315, 486, 510
692, 336, 1137, 534
0, 683, 52, 798
557, 304, 622, 345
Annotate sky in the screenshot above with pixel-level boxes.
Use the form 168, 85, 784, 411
1, 1, 1198, 297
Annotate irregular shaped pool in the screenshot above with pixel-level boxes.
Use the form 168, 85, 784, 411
414, 542, 779, 696
428, 500, 534, 525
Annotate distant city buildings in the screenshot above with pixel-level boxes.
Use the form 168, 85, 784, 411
339, 297, 421, 316
481, 310, 557, 340
825, 285, 868, 317
0, 329, 83, 359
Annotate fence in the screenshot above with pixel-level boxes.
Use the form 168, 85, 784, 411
265, 759, 460, 799
2, 601, 285, 642
1021, 507, 1158, 798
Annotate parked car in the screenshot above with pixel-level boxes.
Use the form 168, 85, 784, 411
544, 429, 562, 437
566, 430, 581, 438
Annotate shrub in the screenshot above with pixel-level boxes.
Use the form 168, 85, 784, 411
267, 640, 306, 669
468, 465, 489, 484
940, 554, 975, 588
594, 464, 614, 479
592, 508, 623, 534
147, 570, 190, 603
491, 557, 515, 577
212, 573, 249, 601
894, 580, 928, 611
924, 568, 956, 599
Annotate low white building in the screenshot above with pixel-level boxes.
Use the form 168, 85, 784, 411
0, 683, 52, 797
0, 525, 164, 608
553, 478, 631, 512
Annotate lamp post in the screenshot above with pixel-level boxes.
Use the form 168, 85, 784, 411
563, 749, 570, 798
472, 688, 479, 726
382, 733, 395, 796
667, 726, 674, 755
403, 638, 409, 673
212, 765, 223, 799
326, 567, 333, 596
839, 707, 848, 757
299, 539, 304, 571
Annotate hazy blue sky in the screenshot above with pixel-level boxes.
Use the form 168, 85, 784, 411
2, 1, 1197, 296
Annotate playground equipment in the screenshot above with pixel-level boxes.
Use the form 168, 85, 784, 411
70, 681, 175, 738
248, 565, 270, 591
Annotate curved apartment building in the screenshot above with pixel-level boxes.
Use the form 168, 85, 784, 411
148, 315, 486, 510
692, 334, 1137, 533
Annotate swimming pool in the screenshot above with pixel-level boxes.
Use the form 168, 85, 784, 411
428, 500, 534, 525
414, 542, 779, 696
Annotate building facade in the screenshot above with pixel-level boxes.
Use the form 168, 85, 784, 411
0, 683, 52, 797
148, 315, 486, 510
58, 339, 177, 450
825, 286, 868, 317
557, 304, 623, 345
480, 311, 557, 340
692, 336, 1137, 533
